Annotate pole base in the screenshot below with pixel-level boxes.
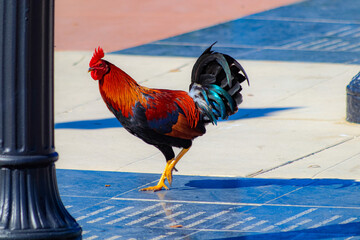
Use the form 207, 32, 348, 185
346, 72, 360, 124
0, 163, 82, 240
347, 94, 360, 123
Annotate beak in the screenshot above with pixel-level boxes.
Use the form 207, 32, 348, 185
88, 67, 93, 73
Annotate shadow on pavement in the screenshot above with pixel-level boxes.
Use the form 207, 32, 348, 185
185, 178, 360, 189
55, 107, 299, 129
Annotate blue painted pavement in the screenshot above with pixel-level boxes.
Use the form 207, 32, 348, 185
114, 0, 360, 64
58, 169, 360, 239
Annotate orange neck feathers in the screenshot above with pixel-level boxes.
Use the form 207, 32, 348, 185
98, 63, 147, 118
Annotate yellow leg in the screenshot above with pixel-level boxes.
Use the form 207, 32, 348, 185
140, 161, 172, 192
140, 147, 191, 191
164, 147, 190, 186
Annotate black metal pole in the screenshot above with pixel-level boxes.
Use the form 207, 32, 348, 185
0, 1, 82, 239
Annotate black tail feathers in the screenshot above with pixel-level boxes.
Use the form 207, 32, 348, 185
189, 42, 249, 124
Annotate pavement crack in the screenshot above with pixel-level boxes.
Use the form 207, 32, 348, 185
55, 97, 103, 117
138, 62, 192, 85
115, 152, 161, 171
72, 55, 86, 66
311, 151, 360, 178
246, 136, 357, 178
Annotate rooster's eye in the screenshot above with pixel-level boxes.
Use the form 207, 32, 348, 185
99, 63, 103, 67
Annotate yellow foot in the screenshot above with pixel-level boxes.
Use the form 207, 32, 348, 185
140, 182, 169, 192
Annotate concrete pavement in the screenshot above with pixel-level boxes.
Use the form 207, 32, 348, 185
54, 53, 360, 179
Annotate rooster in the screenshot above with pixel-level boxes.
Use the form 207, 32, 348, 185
88, 43, 249, 191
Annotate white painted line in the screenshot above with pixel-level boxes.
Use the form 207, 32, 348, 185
87, 206, 134, 223
144, 219, 163, 227
261, 225, 275, 232
77, 206, 115, 221
296, 39, 328, 49
127, 204, 183, 226
165, 211, 186, 219
108, 206, 134, 216
241, 220, 268, 231
184, 211, 229, 228
275, 208, 317, 226
104, 236, 122, 240
125, 209, 163, 226
163, 204, 184, 213
112, 197, 251, 206
337, 42, 360, 51
345, 237, 355, 240
323, 42, 349, 51
126, 214, 152, 225
282, 219, 312, 232
280, 41, 304, 49
129, 204, 182, 226
145, 211, 184, 227
340, 217, 357, 224
325, 26, 352, 36
338, 27, 360, 37
308, 40, 343, 50
205, 210, 230, 219
144, 209, 185, 227
106, 215, 129, 225
165, 211, 206, 228
309, 215, 342, 229
183, 218, 210, 228
65, 205, 73, 209
223, 216, 256, 230
106, 203, 162, 225
149, 211, 187, 227
111, 197, 360, 210
121, 203, 162, 217
182, 212, 206, 221
84, 236, 98, 240
82, 231, 91, 235
150, 232, 176, 240
87, 217, 105, 224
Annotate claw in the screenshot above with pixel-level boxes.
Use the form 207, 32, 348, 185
140, 148, 190, 192
140, 182, 169, 192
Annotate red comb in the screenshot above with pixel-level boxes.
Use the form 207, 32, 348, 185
90, 46, 104, 66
